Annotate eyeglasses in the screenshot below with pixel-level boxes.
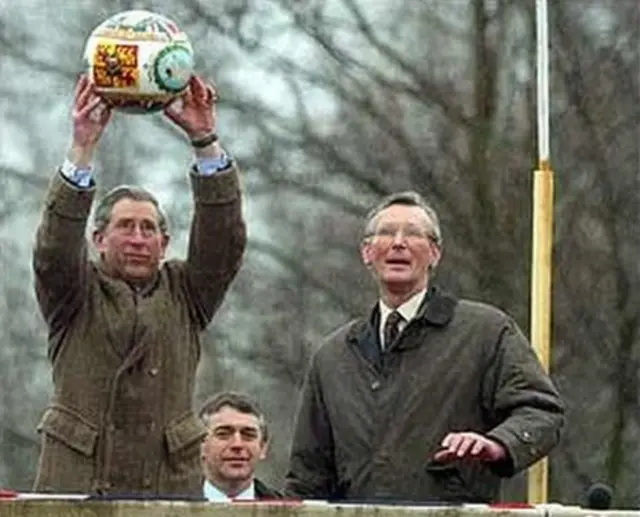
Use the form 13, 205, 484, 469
111, 218, 160, 238
368, 224, 438, 243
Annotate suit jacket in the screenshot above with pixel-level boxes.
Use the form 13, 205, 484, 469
254, 478, 284, 499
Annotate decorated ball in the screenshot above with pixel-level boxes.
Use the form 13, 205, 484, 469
83, 10, 194, 114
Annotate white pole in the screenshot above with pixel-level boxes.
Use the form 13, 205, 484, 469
536, 0, 550, 169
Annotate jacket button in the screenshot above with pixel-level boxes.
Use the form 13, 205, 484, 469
143, 477, 152, 488
149, 368, 159, 376
522, 431, 532, 442
108, 423, 116, 432
371, 380, 381, 391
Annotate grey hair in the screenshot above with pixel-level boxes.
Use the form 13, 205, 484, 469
199, 391, 269, 443
363, 190, 442, 246
93, 185, 169, 235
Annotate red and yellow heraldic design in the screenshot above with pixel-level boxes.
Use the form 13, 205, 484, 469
93, 42, 139, 89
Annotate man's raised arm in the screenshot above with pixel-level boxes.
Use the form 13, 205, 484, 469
163, 76, 247, 328
33, 75, 111, 331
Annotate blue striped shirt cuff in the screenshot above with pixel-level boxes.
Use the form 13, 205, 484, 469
60, 158, 93, 188
60, 152, 232, 187
196, 153, 231, 175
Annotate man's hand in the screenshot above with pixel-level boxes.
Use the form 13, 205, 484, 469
68, 74, 112, 167
164, 75, 218, 140
433, 432, 507, 463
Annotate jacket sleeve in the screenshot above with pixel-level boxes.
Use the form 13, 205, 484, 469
483, 319, 566, 476
183, 164, 247, 329
285, 355, 337, 499
32, 172, 93, 339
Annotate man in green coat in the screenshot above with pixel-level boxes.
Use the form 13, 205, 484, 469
32, 74, 246, 496
286, 191, 565, 503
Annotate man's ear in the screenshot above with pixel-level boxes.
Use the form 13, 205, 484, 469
258, 439, 269, 461
160, 233, 170, 258
92, 230, 105, 253
429, 241, 442, 269
361, 240, 373, 266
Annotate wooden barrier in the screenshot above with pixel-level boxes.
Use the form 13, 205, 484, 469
0, 500, 637, 517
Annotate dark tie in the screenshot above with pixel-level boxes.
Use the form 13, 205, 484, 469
383, 311, 404, 350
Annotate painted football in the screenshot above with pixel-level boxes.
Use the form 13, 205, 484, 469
83, 10, 194, 114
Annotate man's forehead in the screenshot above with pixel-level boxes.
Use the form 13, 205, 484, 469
376, 204, 432, 225
111, 198, 159, 220
209, 407, 261, 428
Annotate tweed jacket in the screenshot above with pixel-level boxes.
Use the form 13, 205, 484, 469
32, 166, 246, 496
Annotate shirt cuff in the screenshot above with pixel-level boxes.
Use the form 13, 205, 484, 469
60, 158, 94, 188
195, 152, 231, 176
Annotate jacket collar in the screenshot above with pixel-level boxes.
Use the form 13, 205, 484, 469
95, 260, 161, 298
346, 286, 458, 350
413, 285, 458, 326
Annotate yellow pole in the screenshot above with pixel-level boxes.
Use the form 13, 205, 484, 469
527, 160, 554, 504
528, 0, 553, 503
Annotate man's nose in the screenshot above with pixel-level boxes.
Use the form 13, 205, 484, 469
228, 432, 244, 447
391, 230, 408, 246
125, 226, 147, 242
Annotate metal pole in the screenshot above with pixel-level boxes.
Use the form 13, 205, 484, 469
528, 0, 553, 505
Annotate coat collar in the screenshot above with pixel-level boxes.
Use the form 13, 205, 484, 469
95, 260, 161, 298
346, 286, 458, 351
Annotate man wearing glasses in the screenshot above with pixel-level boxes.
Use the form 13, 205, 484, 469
286, 191, 565, 503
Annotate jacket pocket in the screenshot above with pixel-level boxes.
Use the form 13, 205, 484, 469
426, 461, 498, 503
160, 412, 207, 495
37, 405, 98, 457
425, 462, 475, 502
164, 412, 207, 458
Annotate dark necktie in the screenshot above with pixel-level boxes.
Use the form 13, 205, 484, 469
383, 310, 404, 350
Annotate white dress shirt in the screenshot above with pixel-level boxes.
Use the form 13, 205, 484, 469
378, 288, 427, 350
203, 478, 255, 501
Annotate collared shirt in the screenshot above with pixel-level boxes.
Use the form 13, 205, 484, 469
203, 478, 255, 501
378, 288, 427, 349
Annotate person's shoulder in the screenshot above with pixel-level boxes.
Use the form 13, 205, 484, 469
455, 298, 510, 322
157, 259, 189, 292
318, 317, 365, 352
448, 296, 523, 348
161, 258, 185, 275
255, 478, 285, 499
304, 316, 367, 371
325, 317, 363, 343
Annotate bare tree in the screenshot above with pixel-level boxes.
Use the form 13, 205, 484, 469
0, 0, 637, 504
180, 0, 640, 503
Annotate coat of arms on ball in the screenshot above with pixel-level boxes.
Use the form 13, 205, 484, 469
83, 10, 194, 114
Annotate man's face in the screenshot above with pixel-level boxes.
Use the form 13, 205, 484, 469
201, 406, 268, 489
361, 204, 441, 294
93, 198, 168, 284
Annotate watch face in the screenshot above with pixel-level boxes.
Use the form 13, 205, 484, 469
153, 45, 194, 93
